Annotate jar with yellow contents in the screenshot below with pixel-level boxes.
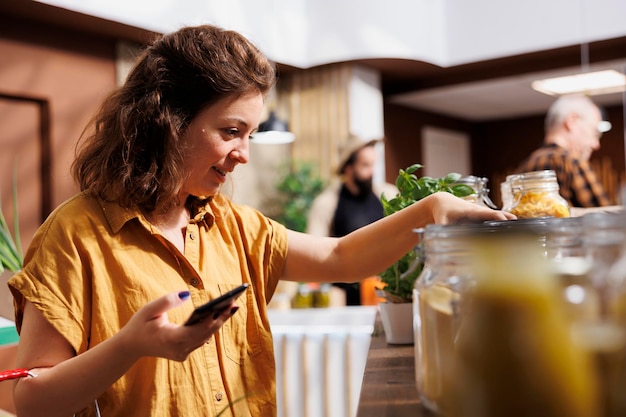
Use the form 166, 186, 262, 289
506, 170, 570, 218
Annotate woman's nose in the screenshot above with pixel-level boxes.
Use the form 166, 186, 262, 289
230, 139, 249, 164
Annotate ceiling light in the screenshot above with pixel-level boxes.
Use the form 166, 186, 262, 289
253, 111, 295, 145
531, 69, 626, 96
598, 120, 612, 133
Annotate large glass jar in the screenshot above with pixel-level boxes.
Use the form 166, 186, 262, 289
506, 170, 570, 218
414, 220, 600, 417
412, 223, 474, 414
454, 227, 600, 417
597, 211, 626, 417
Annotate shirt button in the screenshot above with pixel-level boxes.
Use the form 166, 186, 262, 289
188, 232, 196, 240
215, 392, 223, 401
190, 278, 199, 287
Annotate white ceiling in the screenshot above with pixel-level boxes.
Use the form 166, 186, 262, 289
389, 58, 626, 122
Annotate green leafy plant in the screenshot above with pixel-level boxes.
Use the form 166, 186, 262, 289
378, 164, 474, 303
0, 173, 23, 273
272, 162, 325, 232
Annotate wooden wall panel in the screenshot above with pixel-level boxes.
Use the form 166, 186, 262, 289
280, 63, 351, 181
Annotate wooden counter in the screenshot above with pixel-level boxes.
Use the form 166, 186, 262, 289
356, 315, 435, 417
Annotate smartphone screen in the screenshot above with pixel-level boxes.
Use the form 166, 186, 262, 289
184, 283, 249, 326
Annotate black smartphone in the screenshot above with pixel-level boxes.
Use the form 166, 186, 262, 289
184, 283, 249, 326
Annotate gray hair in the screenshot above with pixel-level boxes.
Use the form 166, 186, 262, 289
544, 94, 599, 133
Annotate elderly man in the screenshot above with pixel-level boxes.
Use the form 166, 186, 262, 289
307, 134, 398, 305
517, 94, 611, 207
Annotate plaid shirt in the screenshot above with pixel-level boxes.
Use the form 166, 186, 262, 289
517, 143, 611, 207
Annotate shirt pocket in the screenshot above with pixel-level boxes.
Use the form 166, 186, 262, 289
219, 283, 263, 364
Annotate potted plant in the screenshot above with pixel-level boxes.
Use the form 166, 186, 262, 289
269, 162, 325, 233
1, 176, 23, 273
376, 164, 474, 344
267, 162, 326, 308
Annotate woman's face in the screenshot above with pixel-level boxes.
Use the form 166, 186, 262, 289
181, 92, 264, 198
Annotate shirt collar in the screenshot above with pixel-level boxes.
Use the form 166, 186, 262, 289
98, 199, 143, 233
98, 196, 215, 233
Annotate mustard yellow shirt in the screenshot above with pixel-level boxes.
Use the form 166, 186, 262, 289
8, 192, 288, 417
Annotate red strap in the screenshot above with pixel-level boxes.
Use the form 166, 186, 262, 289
0, 368, 32, 382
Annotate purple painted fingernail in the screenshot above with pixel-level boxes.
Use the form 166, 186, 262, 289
178, 291, 190, 300
230, 306, 239, 315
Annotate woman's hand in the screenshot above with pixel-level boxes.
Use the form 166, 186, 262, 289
425, 192, 516, 225
116, 291, 238, 362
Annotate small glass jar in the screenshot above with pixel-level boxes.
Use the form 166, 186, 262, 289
453, 175, 497, 208
500, 174, 517, 211
506, 170, 570, 218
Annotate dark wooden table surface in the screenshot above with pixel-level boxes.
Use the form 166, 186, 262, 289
356, 314, 435, 417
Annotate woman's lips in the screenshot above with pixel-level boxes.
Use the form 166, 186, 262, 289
213, 167, 227, 182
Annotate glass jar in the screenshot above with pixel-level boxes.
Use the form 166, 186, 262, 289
500, 174, 517, 211
578, 211, 626, 417
453, 175, 497, 208
414, 220, 600, 416
506, 170, 570, 218
545, 216, 600, 324
583, 211, 626, 314
412, 223, 474, 414
454, 227, 600, 417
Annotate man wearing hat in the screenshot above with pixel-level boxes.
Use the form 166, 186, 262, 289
307, 134, 398, 305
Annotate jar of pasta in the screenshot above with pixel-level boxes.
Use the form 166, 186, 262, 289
506, 170, 570, 218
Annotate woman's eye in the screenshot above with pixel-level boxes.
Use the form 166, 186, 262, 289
224, 128, 239, 137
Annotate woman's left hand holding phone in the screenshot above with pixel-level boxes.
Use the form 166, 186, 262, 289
117, 291, 238, 362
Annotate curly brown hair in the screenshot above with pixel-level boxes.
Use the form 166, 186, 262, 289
72, 25, 276, 214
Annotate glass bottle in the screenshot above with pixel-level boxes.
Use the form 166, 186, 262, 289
312, 283, 331, 307
291, 283, 313, 308
506, 170, 570, 218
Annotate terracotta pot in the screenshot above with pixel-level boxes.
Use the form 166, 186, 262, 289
379, 302, 414, 344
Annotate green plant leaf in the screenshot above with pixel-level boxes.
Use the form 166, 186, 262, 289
271, 162, 325, 233
442, 172, 462, 184
451, 184, 475, 197
0, 166, 24, 273
379, 165, 481, 302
